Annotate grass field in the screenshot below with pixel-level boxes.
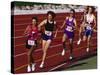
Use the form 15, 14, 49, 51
64, 56, 97, 71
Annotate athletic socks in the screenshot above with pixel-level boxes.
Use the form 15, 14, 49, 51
40, 62, 44, 68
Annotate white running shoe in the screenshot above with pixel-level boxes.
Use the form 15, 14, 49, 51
27, 65, 31, 72
69, 56, 73, 60
77, 39, 81, 45
32, 63, 35, 71
61, 49, 65, 56
86, 48, 89, 52
39, 62, 44, 68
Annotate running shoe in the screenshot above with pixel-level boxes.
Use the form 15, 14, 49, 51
77, 39, 81, 45
27, 65, 31, 72
39, 62, 44, 68
61, 49, 65, 56
86, 48, 89, 52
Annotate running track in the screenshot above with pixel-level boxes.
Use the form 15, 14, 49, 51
12, 12, 97, 74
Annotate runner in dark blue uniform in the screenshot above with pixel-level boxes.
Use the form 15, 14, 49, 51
83, 6, 96, 52
38, 11, 58, 68
77, 6, 88, 45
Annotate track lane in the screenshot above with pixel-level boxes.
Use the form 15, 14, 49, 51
13, 12, 97, 73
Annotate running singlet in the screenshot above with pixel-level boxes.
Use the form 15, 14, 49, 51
26, 25, 38, 45
65, 18, 75, 32
85, 14, 94, 30
44, 20, 55, 36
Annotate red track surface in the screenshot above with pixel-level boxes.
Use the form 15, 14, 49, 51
13, 12, 97, 74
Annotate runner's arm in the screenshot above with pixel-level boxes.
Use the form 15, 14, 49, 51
60, 17, 68, 29
38, 19, 46, 31
54, 21, 58, 38
74, 19, 77, 30
23, 25, 29, 36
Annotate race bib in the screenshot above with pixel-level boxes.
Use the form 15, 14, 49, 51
66, 26, 72, 32
28, 40, 35, 45
86, 24, 92, 30
32, 31, 35, 34
45, 31, 52, 36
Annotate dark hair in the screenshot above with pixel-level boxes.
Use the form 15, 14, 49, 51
84, 6, 89, 14
70, 9, 75, 18
87, 6, 95, 14
47, 11, 56, 19
31, 16, 38, 26
32, 16, 38, 22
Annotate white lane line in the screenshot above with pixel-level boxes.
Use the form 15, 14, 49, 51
14, 37, 97, 57
15, 29, 25, 32
14, 18, 31, 21
14, 20, 63, 26
14, 44, 62, 58
14, 37, 97, 47
14, 36, 25, 39
14, 23, 31, 26
14, 52, 27, 57
14, 43, 25, 47
14, 44, 97, 58
48, 50, 97, 72
13, 30, 63, 39
14, 43, 97, 58
49, 63, 66, 71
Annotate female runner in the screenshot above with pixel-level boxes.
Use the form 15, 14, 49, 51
24, 17, 39, 72
77, 6, 88, 45
61, 9, 77, 60
38, 11, 58, 68
83, 6, 96, 52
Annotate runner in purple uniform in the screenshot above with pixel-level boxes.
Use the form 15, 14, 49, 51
61, 9, 77, 60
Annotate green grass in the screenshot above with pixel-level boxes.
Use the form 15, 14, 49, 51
65, 56, 97, 71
